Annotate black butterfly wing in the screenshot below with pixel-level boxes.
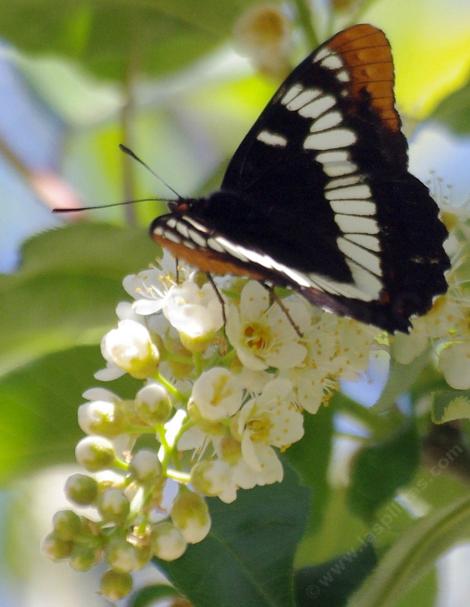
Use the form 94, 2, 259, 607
152, 24, 449, 332
219, 23, 449, 331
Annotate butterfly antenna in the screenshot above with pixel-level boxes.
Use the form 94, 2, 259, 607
52, 197, 175, 214
119, 143, 182, 200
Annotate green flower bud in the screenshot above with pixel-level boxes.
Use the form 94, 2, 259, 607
100, 569, 133, 601
171, 489, 211, 544
52, 510, 81, 541
42, 532, 73, 560
78, 399, 126, 437
65, 473, 98, 505
75, 436, 116, 472
106, 539, 149, 573
135, 384, 173, 425
97, 488, 130, 523
129, 449, 161, 483
70, 545, 102, 571
151, 521, 187, 561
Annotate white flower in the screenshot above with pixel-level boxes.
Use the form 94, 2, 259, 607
226, 281, 307, 370
439, 341, 470, 389
284, 366, 333, 414
191, 460, 237, 503
190, 368, 243, 421
235, 377, 304, 471
96, 320, 159, 380
234, 4, 292, 76
164, 280, 224, 339
331, 317, 378, 379
234, 443, 283, 486
123, 252, 179, 316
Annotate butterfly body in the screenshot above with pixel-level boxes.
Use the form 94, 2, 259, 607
151, 24, 449, 333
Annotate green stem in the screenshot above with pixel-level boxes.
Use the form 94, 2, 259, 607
293, 0, 319, 47
335, 393, 399, 436
193, 352, 203, 376
113, 457, 129, 472
165, 351, 193, 366
218, 349, 237, 366
166, 469, 191, 483
155, 372, 185, 402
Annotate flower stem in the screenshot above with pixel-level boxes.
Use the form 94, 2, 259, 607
334, 393, 399, 436
293, 0, 319, 48
155, 372, 185, 402
193, 352, 203, 375
166, 469, 191, 483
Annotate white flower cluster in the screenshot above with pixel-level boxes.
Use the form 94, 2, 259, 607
43, 251, 378, 600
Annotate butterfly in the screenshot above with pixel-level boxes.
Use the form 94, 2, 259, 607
150, 23, 450, 333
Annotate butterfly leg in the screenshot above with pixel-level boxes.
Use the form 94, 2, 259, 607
263, 284, 303, 338
206, 273, 227, 325
175, 258, 180, 284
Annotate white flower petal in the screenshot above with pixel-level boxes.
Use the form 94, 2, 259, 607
241, 432, 262, 471
94, 364, 125, 381
240, 281, 269, 320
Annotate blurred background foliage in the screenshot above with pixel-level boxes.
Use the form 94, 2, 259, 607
0, 0, 470, 606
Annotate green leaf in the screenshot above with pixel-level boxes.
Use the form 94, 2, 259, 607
156, 465, 310, 607
294, 542, 377, 607
431, 78, 470, 135
296, 487, 369, 566
431, 389, 470, 423
372, 350, 430, 413
347, 424, 420, 521
394, 568, 438, 607
0, 223, 157, 375
0, 345, 139, 484
286, 406, 334, 535
349, 495, 470, 607
0, 1, 256, 80
129, 584, 180, 607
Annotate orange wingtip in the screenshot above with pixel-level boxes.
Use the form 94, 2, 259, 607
328, 24, 400, 132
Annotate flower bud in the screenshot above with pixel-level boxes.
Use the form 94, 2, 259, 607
439, 342, 470, 390
65, 473, 98, 506
52, 509, 82, 541
129, 449, 161, 482
75, 437, 116, 471
171, 489, 211, 544
97, 488, 130, 523
151, 522, 187, 561
100, 320, 160, 379
190, 368, 243, 421
70, 545, 101, 571
391, 331, 428, 364
106, 538, 148, 573
100, 569, 133, 601
135, 384, 172, 425
191, 460, 232, 497
179, 332, 215, 354
42, 532, 73, 560
78, 399, 125, 437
